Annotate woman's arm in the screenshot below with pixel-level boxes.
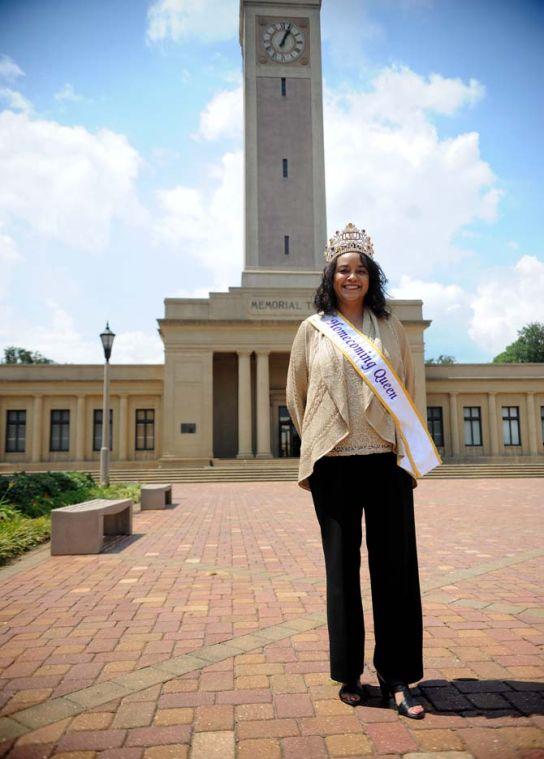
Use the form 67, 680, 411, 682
286, 320, 309, 438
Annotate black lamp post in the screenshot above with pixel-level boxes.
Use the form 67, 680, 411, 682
100, 322, 115, 486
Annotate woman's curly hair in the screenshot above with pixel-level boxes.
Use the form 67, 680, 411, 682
314, 252, 390, 319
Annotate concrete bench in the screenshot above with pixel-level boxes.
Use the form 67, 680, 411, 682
140, 484, 172, 510
51, 498, 133, 555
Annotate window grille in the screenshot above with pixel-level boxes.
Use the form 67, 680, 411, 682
136, 408, 155, 451
50, 409, 70, 452
502, 406, 521, 446
463, 406, 482, 446
426, 406, 444, 447
5, 410, 26, 453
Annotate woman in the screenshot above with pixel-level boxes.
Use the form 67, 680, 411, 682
286, 222, 434, 719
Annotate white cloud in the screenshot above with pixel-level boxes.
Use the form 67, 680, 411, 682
54, 83, 83, 103
0, 301, 97, 363
391, 255, 544, 359
150, 146, 182, 164
392, 275, 469, 316
0, 110, 144, 251
323, 66, 499, 278
0, 301, 164, 364
0, 87, 32, 113
154, 149, 243, 288
0, 55, 24, 82
173, 286, 214, 298
113, 330, 164, 363
361, 66, 484, 121
468, 255, 544, 353
391, 275, 472, 358
193, 83, 242, 141
146, 0, 237, 44
0, 225, 23, 299
0, 225, 21, 265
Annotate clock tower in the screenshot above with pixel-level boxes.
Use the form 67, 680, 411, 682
240, 0, 327, 288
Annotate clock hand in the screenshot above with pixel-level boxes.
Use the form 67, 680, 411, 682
279, 23, 292, 48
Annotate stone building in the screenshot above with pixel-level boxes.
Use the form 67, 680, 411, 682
1, 0, 543, 471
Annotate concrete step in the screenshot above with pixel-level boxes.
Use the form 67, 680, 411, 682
2, 462, 543, 484
79, 463, 544, 483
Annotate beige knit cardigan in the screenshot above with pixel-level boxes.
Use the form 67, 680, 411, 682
286, 311, 417, 491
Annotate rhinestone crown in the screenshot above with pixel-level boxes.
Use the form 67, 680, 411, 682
324, 222, 375, 263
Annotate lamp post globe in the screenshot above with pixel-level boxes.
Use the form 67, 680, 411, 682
99, 323, 115, 487
100, 322, 115, 362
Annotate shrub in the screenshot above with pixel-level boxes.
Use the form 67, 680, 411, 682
0, 515, 51, 565
0, 471, 96, 517
88, 482, 141, 502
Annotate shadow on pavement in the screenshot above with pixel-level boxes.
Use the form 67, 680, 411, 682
362, 678, 544, 718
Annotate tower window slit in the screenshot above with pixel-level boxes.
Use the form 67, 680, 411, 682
284, 235, 290, 255
281, 77, 286, 96
282, 158, 288, 178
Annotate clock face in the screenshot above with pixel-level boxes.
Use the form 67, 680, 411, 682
262, 21, 305, 63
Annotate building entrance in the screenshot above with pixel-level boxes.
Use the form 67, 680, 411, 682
278, 405, 301, 458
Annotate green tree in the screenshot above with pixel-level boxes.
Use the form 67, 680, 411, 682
2, 346, 55, 365
493, 323, 544, 363
425, 354, 457, 365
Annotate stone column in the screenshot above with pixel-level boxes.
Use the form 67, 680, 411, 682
31, 395, 43, 463
449, 392, 460, 458
487, 392, 499, 456
237, 351, 253, 458
75, 396, 86, 461
119, 395, 128, 461
526, 392, 539, 455
256, 351, 272, 459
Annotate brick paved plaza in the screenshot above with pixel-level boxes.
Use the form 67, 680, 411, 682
0, 478, 543, 758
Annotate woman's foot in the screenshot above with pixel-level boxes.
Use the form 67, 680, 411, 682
392, 687, 424, 717
339, 679, 366, 707
377, 673, 425, 719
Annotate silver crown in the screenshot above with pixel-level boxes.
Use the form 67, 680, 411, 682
324, 222, 375, 263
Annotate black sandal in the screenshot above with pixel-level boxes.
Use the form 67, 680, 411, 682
377, 672, 425, 719
338, 680, 366, 707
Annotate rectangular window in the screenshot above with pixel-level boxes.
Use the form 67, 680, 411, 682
93, 409, 113, 452
281, 77, 286, 96
541, 406, 544, 445
502, 406, 521, 446
282, 158, 288, 178
284, 235, 290, 255
426, 406, 444, 448
136, 408, 155, 451
5, 410, 26, 453
463, 406, 482, 446
50, 409, 70, 452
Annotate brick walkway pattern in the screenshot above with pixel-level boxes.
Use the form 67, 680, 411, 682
0, 478, 543, 758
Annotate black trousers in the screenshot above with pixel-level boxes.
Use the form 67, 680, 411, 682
309, 452, 423, 685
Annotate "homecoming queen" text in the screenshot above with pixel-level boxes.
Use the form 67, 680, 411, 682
328, 317, 398, 400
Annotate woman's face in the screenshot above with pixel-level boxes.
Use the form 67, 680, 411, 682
333, 252, 370, 308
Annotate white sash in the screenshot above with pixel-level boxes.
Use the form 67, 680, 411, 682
309, 312, 442, 478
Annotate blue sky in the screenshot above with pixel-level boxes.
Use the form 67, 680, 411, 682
0, 0, 542, 364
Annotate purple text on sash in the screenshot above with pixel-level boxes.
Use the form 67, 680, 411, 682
328, 317, 398, 400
